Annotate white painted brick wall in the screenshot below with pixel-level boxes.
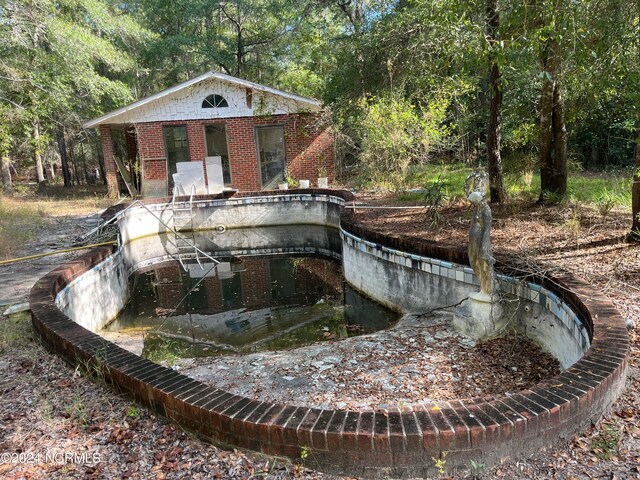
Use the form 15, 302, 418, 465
108, 78, 305, 124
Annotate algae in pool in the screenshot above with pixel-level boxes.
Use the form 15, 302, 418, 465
105, 255, 398, 360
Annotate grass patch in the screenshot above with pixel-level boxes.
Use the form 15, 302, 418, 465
143, 334, 188, 365
0, 197, 50, 260
590, 424, 621, 460
0, 311, 32, 348
0, 185, 112, 260
406, 163, 470, 201
568, 174, 631, 208
400, 163, 632, 210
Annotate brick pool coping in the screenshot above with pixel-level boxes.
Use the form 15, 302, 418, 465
30, 191, 629, 477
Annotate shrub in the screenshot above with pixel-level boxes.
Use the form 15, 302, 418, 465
358, 93, 450, 190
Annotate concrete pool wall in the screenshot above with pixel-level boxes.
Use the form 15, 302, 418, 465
340, 223, 589, 369
30, 190, 629, 478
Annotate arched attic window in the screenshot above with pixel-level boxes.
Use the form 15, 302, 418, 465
202, 94, 229, 108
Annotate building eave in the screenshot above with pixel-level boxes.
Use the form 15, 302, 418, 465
83, 71, 322, 129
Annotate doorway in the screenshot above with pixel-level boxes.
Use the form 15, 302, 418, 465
256, 126, 285, 189
204, 124, 231, 184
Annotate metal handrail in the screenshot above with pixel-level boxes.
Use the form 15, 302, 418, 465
81, 196, 219, 270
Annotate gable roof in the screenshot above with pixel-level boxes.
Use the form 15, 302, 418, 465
84, 71, 322, 128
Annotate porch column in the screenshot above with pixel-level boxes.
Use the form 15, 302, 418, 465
99, 125, 119, 197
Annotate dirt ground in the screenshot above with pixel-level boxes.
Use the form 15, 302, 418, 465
351, 195, 640, 479
0, 192, 639, 479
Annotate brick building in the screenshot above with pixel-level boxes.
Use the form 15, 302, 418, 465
84, 71, 334, 197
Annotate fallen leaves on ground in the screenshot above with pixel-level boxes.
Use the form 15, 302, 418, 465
1, 194, 639, 479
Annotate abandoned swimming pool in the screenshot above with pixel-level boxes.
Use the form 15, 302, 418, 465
29, 190, 629, 478
104, 245, 398, 360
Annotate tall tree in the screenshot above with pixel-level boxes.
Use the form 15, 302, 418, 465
632, 133, 640, 240
32, 122, 47, 195
0, 154, 12, 195
628, 0, 640, 240
142, 0, 312, 87
538, 34, 567, 202
56, 126, 72, 187
485, 0, 506, 203
0, 107, 14, 195
0, 0, 149, 192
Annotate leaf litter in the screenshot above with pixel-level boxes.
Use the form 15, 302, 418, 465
1, 195, 639, 479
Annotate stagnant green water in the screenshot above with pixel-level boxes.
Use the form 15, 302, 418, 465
105, 255, 398, 360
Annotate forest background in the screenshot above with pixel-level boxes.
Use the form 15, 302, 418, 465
0, 0, 638, 232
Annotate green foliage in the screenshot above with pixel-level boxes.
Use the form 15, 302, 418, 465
299, 445, 310, 461
590, 424, 621, 460
567, 174, 632, 207
407, 164, 471, 199
357, 92, 450, 190
421, 176, 448, 228
469, 459, 486, 477
326, 0, 637, 208
277, 65, 324, 99
126, 406, 141, 419
0, 120, 12, 158
141, 0, 315, 90
0, 0, 151, 177
65, 392, 90, 427
401, 162, 632, 211
143, 334, 187, 365
0, 311, 33, 347
432, 451, 447, 476
595, 188, 619, 218
284, 169, 298, 187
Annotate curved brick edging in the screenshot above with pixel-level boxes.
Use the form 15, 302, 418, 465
30, 192, 629, 478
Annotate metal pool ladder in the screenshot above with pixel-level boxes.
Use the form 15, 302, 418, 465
171, 186, 218, 271
80, 190, 219, 273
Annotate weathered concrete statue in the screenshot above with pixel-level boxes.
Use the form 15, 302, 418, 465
465, 172, 496, 300
453, 171, 506, 340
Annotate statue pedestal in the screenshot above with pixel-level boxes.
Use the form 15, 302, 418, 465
453, 294, 506, 341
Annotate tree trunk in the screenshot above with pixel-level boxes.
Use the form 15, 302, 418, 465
33, 122, 47, 195
80, 142, 90, 185
486, 0, 506, 203
236, 29, 244, 77
68, 136, 80, 185
630, 132, 640, 241
538, 39, 567, 203
0, 154, 13, 196
96, 138, 107, 185
80, 142, 89, 185
235, 1, 244, 77
56, 125, 72, 187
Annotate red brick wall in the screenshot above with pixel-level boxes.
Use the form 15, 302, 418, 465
225, 117, 261, 190
294, 258, 343, 296
130, 112, 334, 192
281, 115, 335, 183
204, 276, 223, 311
135, 123, 165, 159
143, 159, 167, 181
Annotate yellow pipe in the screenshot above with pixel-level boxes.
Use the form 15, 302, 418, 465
0, 241, 117, 266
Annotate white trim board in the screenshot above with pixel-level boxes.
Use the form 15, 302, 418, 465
84, 71, 321, 128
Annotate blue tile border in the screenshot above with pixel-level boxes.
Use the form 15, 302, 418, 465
341, 227, 590, 350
